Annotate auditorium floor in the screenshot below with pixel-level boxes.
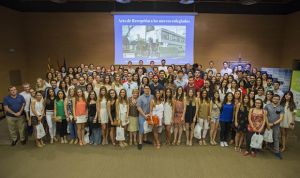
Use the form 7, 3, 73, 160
0, 137, 300, 178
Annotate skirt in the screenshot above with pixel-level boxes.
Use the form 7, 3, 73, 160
76, 115, 87, 124
99, 110, 108, 124
128, 116, 139, 132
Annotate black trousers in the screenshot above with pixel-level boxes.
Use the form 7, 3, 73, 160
56, 119, 67, 137
220, 121, 231, 142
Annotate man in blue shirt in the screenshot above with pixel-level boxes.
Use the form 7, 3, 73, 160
264, 94, 284, 159
137, 85, 153, 150
3, 86, 26, 146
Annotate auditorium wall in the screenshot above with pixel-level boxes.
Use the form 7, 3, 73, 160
282, 11, 300, 68
0, 5, 300, 99
0, 7, 28, 99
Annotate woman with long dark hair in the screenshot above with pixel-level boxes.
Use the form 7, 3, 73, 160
234, 95, 250, 152
219, 92, 234, 147
173, 86, 185, 145
244, 99, 266, 157
280, 91, 297, 152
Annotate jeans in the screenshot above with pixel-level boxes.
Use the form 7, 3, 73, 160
88, 116, 101, 144
90, 127, 102, 145
68, 121, 77, 139
272, 125, 280, 153
220, 121, 231, 142
46, 111, 56, 138
56, 119, 67, 137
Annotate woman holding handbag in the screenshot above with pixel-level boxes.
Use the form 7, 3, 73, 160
107, 89, 118, 146
198, 89, 211, 146
234, 95, 250, 152
163, 88, 174, 145
64, 88, 78, 144
173, 87, 185, 146
73, 89, 88, 146
30, 91, 45, 147
116, 89, 129, 147
244, 98, 266, 157
98, 86, 109, 145
87, 91, 100, 145
210, 91, 222, 145
128, 89, 139, 146
150, 89, 164, 149
280, 91, 297, 152
184, 89, 198, 146
54, 90, 68, 144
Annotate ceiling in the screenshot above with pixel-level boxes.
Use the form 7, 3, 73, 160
1, 0, 299, 14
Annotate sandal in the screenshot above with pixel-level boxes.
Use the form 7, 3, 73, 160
243, 151, 250, 156
176, 141, 181, 146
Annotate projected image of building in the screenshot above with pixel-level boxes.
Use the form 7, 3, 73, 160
122, 25, 186, 59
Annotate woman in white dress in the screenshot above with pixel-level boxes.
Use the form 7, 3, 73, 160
164, 88, 174, 145
150, 90, 164, 149
280, 91, 297, 152
116, 89, 129, 147
97, 86, 109, 145
93, 75, 103, 97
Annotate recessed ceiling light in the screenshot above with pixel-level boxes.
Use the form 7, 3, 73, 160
179, 0, 194, 5
240, 0, 258, 5
116, 0, 131, 3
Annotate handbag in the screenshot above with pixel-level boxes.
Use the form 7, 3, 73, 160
152, 115, 159, 125
194, 123, 202, 139
143, 121, 153, 134
55, 116, 62, 122
36, 123, 46, 139
116, 126, 125, 141
250, 133, 264, 149
263, 129, 273, 143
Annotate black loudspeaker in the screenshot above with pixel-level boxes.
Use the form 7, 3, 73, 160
9, 70, 22, 86
292, 59, 300, 70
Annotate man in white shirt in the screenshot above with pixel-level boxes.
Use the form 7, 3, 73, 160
220, 61, 233, 76
127, 61, 135, 74
158, 59, 168, 72
174, 70, 187, 88
19, 83, 32, 136
123, 73, 138, 98
205, 60, 217, 76
273, 81, 284, 99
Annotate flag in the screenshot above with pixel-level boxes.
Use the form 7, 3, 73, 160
63, 56, 67, 69
47, 56, 51, 72
57, 59, 60, 69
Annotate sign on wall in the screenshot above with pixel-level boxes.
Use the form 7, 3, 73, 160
290, 70, 300, 122
261, 67, 292, 93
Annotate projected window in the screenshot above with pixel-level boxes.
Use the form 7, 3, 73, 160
114, 14, 195, 65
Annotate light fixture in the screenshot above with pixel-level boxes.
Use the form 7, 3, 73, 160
116, 0, 131, 3
179, 0, 194, 5
240, 0, 258, 5
50, 0, 68, 4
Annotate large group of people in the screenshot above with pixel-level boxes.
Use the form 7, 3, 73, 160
3, 59, 297, 160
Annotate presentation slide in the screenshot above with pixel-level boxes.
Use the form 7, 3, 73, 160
114, 14, 195, 65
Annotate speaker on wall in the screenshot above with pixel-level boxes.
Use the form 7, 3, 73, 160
9, 70, 22, 86
293, 59, 300, 70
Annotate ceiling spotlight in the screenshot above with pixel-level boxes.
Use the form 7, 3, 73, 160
179, 0, 194, 5
240, 0, 258, 5
116, 0, 131, 3
50, 0, 68, 4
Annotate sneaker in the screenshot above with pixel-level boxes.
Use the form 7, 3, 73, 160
220, 142, 225, 147
274, 153, 283, 160
74, 139, 78, 144
11, 140, 18, 146
224, 142, 229, 147
138, 144, 143, 150
143, 140, 152, 144
21, 140, 26, 145
69, 139, 74, 144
